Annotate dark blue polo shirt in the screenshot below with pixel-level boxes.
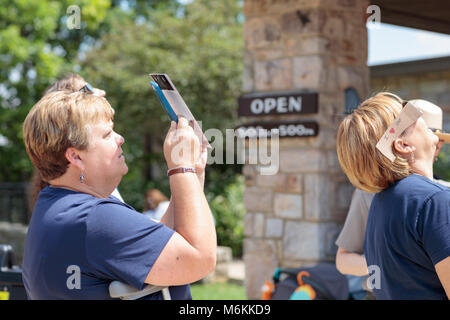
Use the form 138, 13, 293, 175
22, 186, 191, 300
364, 174, 450, 299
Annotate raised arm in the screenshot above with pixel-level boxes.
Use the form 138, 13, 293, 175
145, 118, 216, 286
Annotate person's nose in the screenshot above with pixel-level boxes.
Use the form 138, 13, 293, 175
115, 132, 125, 146
93, 88, 106, 97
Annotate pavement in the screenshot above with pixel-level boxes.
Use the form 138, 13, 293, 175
226, 260, 245, 285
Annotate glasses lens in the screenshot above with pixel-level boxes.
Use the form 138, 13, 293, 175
80, 83, 94, 93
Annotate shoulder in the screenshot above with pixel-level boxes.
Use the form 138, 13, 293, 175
421, 188, 450, 211
434, 178, 450, 189
387, 174, 447, 199
34, 186, 107, 221
86, 198, 148, 229
85, 198, 174, 250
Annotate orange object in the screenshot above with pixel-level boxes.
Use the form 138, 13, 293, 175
261, 280, 275, 300
297, 271, 310, 285
296, 271, 316, 300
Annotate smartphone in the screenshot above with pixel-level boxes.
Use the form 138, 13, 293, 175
149, 73, 211, 148
150, 81, 178, 123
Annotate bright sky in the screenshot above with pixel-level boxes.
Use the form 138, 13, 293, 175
368, 23, 450, 66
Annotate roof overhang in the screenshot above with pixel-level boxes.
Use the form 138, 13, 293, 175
370, 1, 450, 35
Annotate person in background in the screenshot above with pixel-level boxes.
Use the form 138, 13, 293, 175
142, 189, 170, 221
336, 92, 450, 299
335, 96, 450, 288
29, 74, 123, 211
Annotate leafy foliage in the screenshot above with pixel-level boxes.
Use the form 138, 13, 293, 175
207, 171, 245, 257
0, 0, 111, 181
435, 144, 450, 181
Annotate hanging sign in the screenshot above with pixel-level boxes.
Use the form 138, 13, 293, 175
238, 91, 318, 117
235, 121, 319, 139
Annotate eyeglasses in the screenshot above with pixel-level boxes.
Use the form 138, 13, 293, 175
79, 83, 94, 94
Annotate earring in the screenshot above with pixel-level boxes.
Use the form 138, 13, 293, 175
410, 152, 415, 163
80, 172, 85, 184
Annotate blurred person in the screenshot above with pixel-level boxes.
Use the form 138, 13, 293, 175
142, 188, 170, 221
22, 90, 215, 299
336, 92, 450, 299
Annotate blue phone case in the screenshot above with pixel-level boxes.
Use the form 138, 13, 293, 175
150, 81, 179, 123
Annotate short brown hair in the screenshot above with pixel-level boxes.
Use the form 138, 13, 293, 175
336, 92, 412, 193
23, 91, 114, 182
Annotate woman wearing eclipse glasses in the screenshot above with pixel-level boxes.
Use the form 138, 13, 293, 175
337, 92, 450, 300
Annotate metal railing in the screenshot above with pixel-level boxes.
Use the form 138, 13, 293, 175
0, 183, 31, 225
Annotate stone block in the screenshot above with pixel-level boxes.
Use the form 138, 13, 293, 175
253, 48, 285, 61
243, 164, 258, 186
274, 193, 303, 219
321, 13, 345, 40
243, 238, 279, 300
244, 17, 281, 50
303, 173, 330, 221
243, 51, 254, 93
256, 174, 303, 194
327, 150, 341, 173
279, 148, 328, 173
282, 221, 341, 260
243, 187, 274, 213
283, 221, 321, 260
244, 0, 322, 17
253, 213, 265, 237
256, 173, 282, 188
280, 9, 321, 35
243, 213, 253, 237
254, 58, 293, 91
293, 56, 326, 89
284, 174, 303, 193
244, 18, 265, 49
285, 36, 329, 57
265, 218, 283, 238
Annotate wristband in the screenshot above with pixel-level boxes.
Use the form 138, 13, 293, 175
167, 167, 196, 176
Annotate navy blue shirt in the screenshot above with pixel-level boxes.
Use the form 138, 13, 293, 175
364, 174, 450, 299
22, 186, 191, 300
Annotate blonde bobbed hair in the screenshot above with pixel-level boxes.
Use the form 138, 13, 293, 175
337, 92, 413, 193
23, 90, 114, 182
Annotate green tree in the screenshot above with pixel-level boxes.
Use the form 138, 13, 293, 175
81, 0, 244, 210
207, 173, 245, 257
0, 0, 111, 182
435, 144, 450, 181
0, 0, 178, 182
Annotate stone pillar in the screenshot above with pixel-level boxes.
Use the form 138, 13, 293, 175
242, 0, 370, 299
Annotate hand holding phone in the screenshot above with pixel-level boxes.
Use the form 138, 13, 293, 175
149, 73, 211, 148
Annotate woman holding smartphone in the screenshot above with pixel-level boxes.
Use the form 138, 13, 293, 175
22, 88, 215, 299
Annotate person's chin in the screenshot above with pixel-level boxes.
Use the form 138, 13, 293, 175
122, 163, 129, 175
